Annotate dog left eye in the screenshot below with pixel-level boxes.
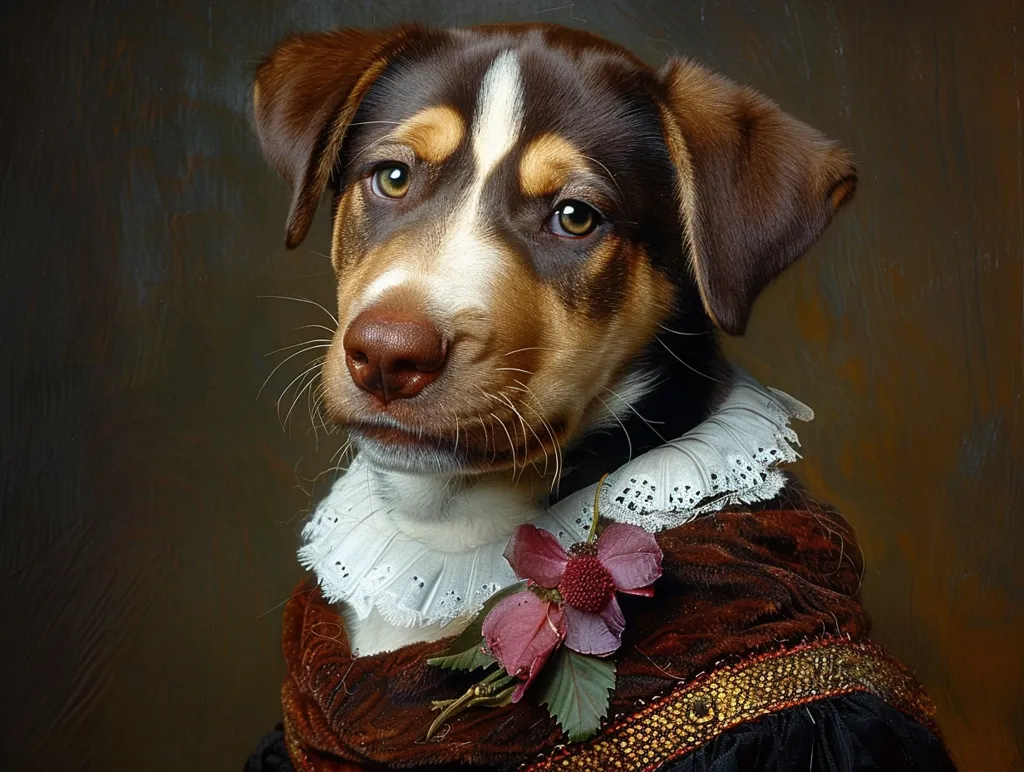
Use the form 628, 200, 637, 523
548, 200, 601, 237
370, 164, 411, 198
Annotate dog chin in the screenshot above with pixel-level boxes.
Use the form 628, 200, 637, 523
350, 430, 469, 475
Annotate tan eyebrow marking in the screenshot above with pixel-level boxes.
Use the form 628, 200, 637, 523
393, 106, 465, 164
519, 133, 589, 197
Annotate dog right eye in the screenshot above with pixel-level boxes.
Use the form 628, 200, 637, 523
371, 164, 411, 199
548, 200, 601, 238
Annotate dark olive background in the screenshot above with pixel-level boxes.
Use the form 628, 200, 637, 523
1, 1, 1021, 769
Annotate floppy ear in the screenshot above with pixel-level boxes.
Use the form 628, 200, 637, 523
658, 58, 857, 335
252, 26, 425, 249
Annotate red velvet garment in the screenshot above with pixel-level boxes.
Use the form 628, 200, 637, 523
281, 493, 872, 770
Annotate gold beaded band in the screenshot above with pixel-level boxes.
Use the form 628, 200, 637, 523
525, 638, 938, 771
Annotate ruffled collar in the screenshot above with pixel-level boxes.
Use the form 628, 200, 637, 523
299, 367, 812, 640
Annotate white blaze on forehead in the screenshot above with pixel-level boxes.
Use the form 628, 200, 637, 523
472, 50, 525, 177
427, 50, 525, 314
353, 51, 525, 321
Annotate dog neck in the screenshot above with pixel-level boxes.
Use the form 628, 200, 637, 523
556, 311, 726, 501
361, 465, 547, 553
330, 462, 547, 655
335, 467, 546, 655
330, 318, 727, 655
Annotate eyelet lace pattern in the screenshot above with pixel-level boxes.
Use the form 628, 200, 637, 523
299, 367, 812, 629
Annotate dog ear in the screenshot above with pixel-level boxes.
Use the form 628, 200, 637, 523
658, 58, 857, 335
252, 26, 425, 249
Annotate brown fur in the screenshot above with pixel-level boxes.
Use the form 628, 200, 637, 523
519, 134, 588, 197
252, 26, 437, 248
252, 23, 857, 477
393, 106, 465, 164
658, 58, 857, 334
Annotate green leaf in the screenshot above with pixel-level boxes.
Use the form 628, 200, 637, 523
426, 641, 495, 672
537, 648, 616, 743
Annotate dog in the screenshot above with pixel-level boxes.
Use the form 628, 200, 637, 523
252, 23, 856, 656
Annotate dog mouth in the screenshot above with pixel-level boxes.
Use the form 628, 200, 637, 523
346, 412, 570, 475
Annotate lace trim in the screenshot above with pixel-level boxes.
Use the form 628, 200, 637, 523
299, 468, 589, 628
595, 370, 813, 532
299, 367, 812, 628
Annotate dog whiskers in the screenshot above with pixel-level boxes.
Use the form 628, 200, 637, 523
594, 393, 634, 462
501, 346, 544, 357
483, 401, 516, 474
520, 398, 558, 484
496, 391, 548, 479
511, 378, 565, 494
500, 345, 599, 357
344, 131, 403, 170
489, 412, 516, 477
265, 338, 332, 357
487, 395, 525, 480
293, 322, 338, 335
475, 387, 505, 467
654, 335, 725, 384
478, 412, 491, 459
580, 153, 623, 199
259, 294, 339, 327
280, 358, 324, 428
656, 322, 707, 337
486, 414, 499, 464
310, 439, 354, 486
304, 383, 322, 448
309, 390, 331, 440
258, 343, 331, 401
345, 120, 405, 127
602, 385, 668, 442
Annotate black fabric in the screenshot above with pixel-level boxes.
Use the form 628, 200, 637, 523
661, 693, 956, 772
246, 694, 955, 771
244, 723, 293, 772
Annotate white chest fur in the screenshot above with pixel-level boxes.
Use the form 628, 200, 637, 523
344, 473, 544, 655
302, 463, 568, 656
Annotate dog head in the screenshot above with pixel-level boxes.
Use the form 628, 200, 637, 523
253, 24, 855, 477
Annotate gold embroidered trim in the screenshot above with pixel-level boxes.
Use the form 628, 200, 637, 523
525, 638, 937, 771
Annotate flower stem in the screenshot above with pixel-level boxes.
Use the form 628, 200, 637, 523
479, 667, 507, 687
587, 473, 610, 544
426, 672, 516, 740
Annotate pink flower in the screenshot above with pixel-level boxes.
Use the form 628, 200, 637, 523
482, 522, 663, 698
481, 591, 565, 702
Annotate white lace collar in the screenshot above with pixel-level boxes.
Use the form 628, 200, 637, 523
299, 367, 813, 632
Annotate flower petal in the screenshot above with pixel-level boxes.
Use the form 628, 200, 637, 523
482, 591, 565, 700
600, 595, 625, 637
596, 522, 663, 592
563, 601, 623, 657
511, 680, 531, 703
619, 585, 655, 598
503, 524, 569, 587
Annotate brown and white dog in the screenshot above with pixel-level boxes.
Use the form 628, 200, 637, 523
253, 23, 856, 653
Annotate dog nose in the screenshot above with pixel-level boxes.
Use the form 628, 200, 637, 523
343, 308, 448, 402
